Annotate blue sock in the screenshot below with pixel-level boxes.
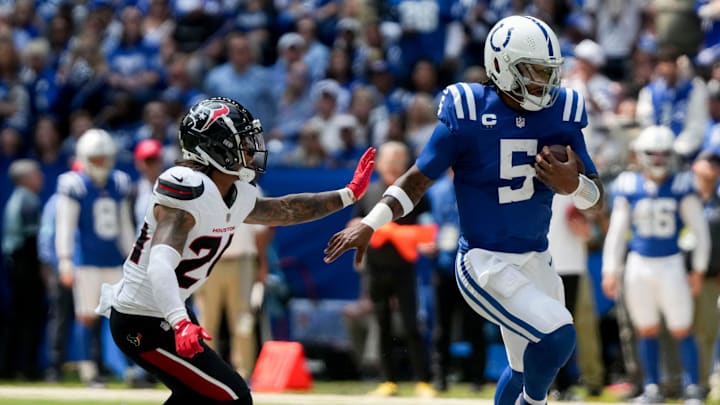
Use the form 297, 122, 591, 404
678, 335, 699, 385
75, 323, 93, 361
495, 366, 523, 405
522, 324, 576, 402
637, 337, 660, 386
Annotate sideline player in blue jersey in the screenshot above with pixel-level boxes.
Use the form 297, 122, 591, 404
55, 129, 135, 385
324, 15, 604, 405
602, 126, 710, 404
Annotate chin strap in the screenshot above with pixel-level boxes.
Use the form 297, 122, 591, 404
237, 167, 256, 182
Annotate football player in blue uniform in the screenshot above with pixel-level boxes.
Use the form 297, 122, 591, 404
602, 125, 710, 404
55, 129, 135, 385
324, 15, 604, 405
96, 97, 375, 404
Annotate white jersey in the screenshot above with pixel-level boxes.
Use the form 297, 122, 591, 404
110, 166, 259, 319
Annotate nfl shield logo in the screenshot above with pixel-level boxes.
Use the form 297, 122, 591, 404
515, 117, 525, 128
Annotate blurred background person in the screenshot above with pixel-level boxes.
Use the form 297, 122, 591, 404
131, 138, 164, 230
38, 160, 82, 383
636, 47, 709, 160
424, 169, 488, 393
1, 159, 44, 380
350, 141, 436, 398
548, 193, 605, 400
55, 129, 134, 386
690, 147, 720, 395
602, 126, 710, 403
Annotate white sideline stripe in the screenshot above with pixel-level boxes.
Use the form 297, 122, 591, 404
0, 386, 629, 405
448, 85, 464, 119
459, 83, 477, 121
574, 92, 584, 123
156, 347, 239, 400
563, 89, 574, 122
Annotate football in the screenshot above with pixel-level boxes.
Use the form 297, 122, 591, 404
548, 144, 585, 174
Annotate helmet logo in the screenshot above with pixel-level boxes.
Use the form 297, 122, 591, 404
489, 23, 513, 52
188, 103, 231, 132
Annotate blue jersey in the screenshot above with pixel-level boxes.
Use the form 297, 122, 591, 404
56, 170, 131, 267
612, 171, 695, 257
417, 83, 597, 254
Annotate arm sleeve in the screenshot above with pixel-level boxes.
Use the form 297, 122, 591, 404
635, 87, 655, 128
147, 244, 188, 327
674, 81, 709, 156
679, 194, 711, 273
602, 196, 631, 276
55, 193, 80, 264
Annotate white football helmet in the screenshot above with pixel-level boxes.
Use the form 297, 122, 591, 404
76, 128, 116, 185
633, 125, 676, 179
484, 15, 563, 111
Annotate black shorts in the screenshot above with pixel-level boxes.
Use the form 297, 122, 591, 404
110, 307, 251, 404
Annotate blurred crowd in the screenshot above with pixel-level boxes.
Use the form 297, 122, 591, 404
2, 0, 720, 401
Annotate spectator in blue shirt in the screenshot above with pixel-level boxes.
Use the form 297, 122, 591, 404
20, 39, 60, 121
637, 47, 709, 159
106, 6, 164, 105
204, 31, 276, 130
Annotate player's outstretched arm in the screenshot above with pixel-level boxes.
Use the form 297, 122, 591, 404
245, 147, 375, 226
323, 165, 434, 266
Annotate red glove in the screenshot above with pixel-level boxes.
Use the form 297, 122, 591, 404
346, 147, 376, 201
174, 319, 212, 358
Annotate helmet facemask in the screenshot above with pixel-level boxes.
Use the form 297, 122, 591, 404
633, 125, 677, 181
507, 59, 562, 111
76, 129, 116, 186
638, 150, 675, 180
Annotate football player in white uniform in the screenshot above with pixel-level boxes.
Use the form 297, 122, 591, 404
96, 97, 374, 404
602, 126, 710, 404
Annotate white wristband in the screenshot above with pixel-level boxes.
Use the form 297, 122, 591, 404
360, 202, 394, 231
383, 185, 414, 217
338, 187, 355, 208
571, 174, 600, 210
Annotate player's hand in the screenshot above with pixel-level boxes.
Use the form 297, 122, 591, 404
59, 259, 74, 287
346, 147, 376, 201
535, 146, 582, 195
324, 222, 375, 267
601, 273, 618, 300
174, 319, 212, 358
688, 272, 703, 297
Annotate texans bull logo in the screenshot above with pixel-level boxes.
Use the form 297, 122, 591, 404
126, 333, 142, 347
185, 103, 230, 132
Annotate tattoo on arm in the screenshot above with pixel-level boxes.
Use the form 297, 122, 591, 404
152, 205, 195, 253
380, 165, 434, 219
245, 191, 345, 226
